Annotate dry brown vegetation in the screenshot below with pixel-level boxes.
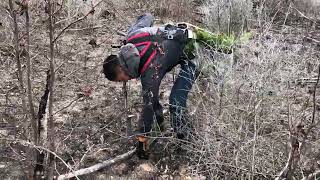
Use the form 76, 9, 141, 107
0, 0, 319, 179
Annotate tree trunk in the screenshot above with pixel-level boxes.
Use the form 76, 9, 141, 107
46, 0, 56, 179
25, 1, 38, 146
8, 0, 27, 120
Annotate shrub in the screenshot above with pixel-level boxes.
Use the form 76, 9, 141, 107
201, 0, 253, 34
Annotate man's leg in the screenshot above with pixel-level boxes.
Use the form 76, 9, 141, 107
169, 60, 198, 139
153, 101, 164, 129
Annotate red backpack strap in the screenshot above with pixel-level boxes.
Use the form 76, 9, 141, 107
127, 33, 161, 74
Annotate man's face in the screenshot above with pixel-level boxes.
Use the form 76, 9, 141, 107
115, 66, 131, 82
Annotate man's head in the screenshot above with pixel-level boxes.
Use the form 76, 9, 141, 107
103, 55, 131, 82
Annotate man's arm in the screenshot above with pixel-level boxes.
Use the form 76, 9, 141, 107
136, 73, 163, 160
127, 13, 155, 35
139, 76, 161, 133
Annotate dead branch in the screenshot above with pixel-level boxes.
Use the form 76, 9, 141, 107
57, 148, 136, 180
53, 96, 82, 115
52, 0, 104, 43
65, 25, 103, 32
291, 3, 319, 24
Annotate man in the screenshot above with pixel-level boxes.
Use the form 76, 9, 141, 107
103, 13, 227, 159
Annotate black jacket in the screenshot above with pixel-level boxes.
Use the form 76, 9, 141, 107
124, 13, 187, 133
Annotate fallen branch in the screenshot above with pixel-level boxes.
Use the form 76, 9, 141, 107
291, 4, 319, 24
57, 148, 136, 180
0, 138, 75, 175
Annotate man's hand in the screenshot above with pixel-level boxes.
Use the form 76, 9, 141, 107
136, 135, 149, 159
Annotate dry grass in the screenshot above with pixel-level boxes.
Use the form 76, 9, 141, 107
177, 0, 320, 179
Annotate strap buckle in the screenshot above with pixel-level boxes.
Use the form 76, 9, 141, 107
163, 30, 174, 40
167, 34, 174, 40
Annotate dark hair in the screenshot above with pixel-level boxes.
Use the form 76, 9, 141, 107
103, 55, 120, 81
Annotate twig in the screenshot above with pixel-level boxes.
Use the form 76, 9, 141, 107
304, 37, 320, 44
76, 145, 95, 170
291, 4, 317, 24
53, 96, 82, 115
83, 120, 121, 144
108, 2, 131, 26
282, 2, 292, 28
52, 0, 104, 43
57, 148, 136, 180
65, 26, 103, 32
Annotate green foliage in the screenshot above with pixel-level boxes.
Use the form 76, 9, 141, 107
184, 28, 253, 56
239, 31, 254, 42
184, 39, 197, 58
196, 29, 235, 53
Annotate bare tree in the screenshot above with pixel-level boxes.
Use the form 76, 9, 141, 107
276, 65, 320, 179
23, 0, 38, 145
8, 0, 27, 120
46, 0, 56, 179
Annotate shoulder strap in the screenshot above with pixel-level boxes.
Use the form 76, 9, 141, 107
139, 43, 157, 74
127, 32, 163, 74
127, 35, 163, 45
